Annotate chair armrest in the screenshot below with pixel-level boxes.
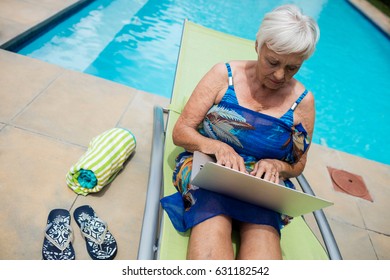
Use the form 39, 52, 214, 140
137, 106, 165, 259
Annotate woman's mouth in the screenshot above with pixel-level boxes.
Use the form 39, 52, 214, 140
268, 78, 283, 85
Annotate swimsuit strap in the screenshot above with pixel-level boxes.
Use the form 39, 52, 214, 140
290, 89, 308, 111
280, 89, 309, 127
226, 62, 234, 86
220, 63, 239, 104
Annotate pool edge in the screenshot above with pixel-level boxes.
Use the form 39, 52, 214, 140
347, 0, 390, 38
0, 0, 94, 51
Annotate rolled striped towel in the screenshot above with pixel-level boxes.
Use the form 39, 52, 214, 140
66, 128, 136, 195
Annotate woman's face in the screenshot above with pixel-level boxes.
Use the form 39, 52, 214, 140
256, 43, 305, 90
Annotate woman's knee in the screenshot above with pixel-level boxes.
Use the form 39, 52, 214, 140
187, 215, 234, 260
238, 223, 282, 260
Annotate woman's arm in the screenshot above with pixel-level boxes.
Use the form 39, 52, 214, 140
172, 63, 223, 153
172, 63, 247, 172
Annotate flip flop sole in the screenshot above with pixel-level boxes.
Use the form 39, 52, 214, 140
42, 209, 75, 260
73, 205, 117, 260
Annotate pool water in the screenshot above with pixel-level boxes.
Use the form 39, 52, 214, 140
17, 0, 390, 165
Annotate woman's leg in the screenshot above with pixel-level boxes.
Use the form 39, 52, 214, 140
237, 222, 282, 260
187, 214, 234, 260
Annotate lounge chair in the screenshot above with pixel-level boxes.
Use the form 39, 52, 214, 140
138, 20, 342, 260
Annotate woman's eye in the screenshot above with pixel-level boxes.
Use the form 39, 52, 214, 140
287, 66, 298, 71
268, 60, 278, 66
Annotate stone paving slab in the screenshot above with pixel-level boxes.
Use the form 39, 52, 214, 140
12, 68, 136, 147
0, 51, 64, 122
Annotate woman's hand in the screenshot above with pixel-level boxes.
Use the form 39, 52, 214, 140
250, 159, 281, 184
214, 143, 247, 173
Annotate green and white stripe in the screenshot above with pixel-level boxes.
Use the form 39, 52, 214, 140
66, 128, 136, 195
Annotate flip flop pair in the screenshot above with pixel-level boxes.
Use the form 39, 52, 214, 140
42, 206, 117, 260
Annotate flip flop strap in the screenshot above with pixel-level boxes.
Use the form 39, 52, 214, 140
80, 217, 108, 245
45, 223, 73, 252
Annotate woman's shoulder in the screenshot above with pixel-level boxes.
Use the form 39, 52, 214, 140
292, 79, 314, 104
207, 61, 253, 84
291, 80, 315, 127
205, 62, 231, 81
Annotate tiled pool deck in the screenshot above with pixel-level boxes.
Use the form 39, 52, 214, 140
0, 0, 389, 260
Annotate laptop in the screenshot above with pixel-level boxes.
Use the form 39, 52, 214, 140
190, 151, 333, 217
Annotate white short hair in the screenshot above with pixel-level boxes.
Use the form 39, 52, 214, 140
256, 5, 320, 60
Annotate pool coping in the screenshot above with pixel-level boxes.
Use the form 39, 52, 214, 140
0, 0, 94, 51
348, 0, 390, 37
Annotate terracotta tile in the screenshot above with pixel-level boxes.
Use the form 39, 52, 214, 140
0, 126, 82, 259
327, 166, 373, 202
12, 70, 136, 146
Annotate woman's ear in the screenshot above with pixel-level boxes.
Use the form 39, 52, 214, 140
255, 41, 258, 53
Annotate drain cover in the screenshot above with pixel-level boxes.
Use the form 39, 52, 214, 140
331, 169, 368, 197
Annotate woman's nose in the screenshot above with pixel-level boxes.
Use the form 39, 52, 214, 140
273, 68, 285, 80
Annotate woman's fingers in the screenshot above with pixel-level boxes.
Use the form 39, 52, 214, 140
215, 147, 246, 173
267, 171, 280, 184
250, 160, 280, 183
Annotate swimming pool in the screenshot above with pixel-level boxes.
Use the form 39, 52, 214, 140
17, 0, 390, 165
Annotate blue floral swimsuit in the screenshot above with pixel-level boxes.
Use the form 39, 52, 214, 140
161, 63, 311, 235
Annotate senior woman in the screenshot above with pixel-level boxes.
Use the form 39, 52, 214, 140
161, 4, 320, 260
